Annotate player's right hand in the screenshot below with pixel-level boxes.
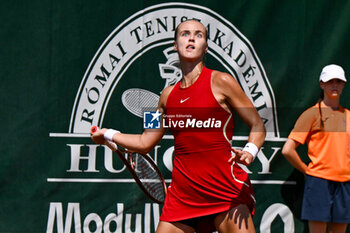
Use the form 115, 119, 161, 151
91, 127, 107, 145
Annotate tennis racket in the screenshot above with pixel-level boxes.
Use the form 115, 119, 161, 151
90, 126, 167, 204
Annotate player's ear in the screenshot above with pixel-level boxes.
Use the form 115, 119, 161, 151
174, 41, 178, 51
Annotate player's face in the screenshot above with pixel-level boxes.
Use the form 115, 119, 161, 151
174, 21, 208, 62
320, 79, 345, 99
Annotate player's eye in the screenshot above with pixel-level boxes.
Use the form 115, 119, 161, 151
181, 32, 189, 37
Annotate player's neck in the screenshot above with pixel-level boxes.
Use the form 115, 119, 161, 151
180, 62, 203, 88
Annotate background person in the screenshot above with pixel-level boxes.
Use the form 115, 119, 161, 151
282, 64, 350, 233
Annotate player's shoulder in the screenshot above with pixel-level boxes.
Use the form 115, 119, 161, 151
158, 84, 176, 108
161, 84, 176, 97
211, 70, 237, 87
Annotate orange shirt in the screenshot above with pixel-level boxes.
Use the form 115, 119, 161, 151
288, 102, 350, 182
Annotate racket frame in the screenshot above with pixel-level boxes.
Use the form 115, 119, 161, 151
112, 147, 167, 204
91, 126, 167, 203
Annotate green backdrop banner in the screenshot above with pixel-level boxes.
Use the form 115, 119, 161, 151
1, 1, 349, 232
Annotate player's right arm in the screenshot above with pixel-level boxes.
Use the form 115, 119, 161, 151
91, 85, 175, 154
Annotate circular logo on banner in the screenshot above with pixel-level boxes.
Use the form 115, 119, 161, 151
70, 2, 279, 139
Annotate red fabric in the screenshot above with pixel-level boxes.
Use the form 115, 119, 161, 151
160, 67, 255, 222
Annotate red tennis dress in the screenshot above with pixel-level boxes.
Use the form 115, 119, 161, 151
160, 66, 255, 222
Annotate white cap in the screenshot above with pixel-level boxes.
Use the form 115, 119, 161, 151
319, 64, 346, 82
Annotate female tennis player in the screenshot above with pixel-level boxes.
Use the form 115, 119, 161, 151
91, 19, 266, 233
282, 64, 350, 233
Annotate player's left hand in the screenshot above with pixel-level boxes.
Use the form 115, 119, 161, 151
229, 147, 254, 166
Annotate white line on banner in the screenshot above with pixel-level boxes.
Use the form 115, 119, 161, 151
49, 133, 287, 142
47, 178, 295, 185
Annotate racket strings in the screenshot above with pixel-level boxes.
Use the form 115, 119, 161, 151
131, 153, 165, 202
122, 89, 159, 117
127, 92, 157, 112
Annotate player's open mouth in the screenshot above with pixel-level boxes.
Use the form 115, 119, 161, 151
186, 45, 195, 50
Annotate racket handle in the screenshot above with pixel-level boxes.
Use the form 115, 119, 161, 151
90, 126, 118, 151
90, 126, 98, 134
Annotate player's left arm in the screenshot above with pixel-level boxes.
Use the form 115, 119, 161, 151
211, 71, 266, 165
